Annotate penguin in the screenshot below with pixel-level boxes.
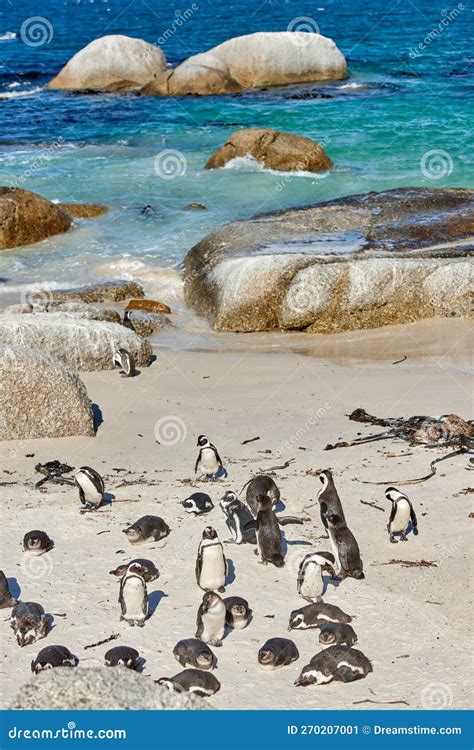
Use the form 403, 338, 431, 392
224, 596, 251, 630
157, 669, 220, 697
288, 601, 352, 631
195, 435, 224, 480
196, 591, 226, 646
319, 622, 358, 647
385, 487, 418, 542
122, 310, 135, 332
317, 469, 345, 534
74, 466, 104, 510
109, 558, 159, 583
11, 602, 48, 647
181, 492, 214, 515
0, 570, 17, 609
245, 495, 303, 567
195, 527, 227, 592
173, 639, 216, 670
242, 475, 280, 514
219, 491, 256, 544
113, 347, 136, 377
118, 562, 148, 627
297, 551, 336, 602
123, 516, 169, 545
104, 646, 141, 670
326, 513, 364, 580
295, 645, 372, 686
31, 645, 78, 674
22, 530, 54, 556
258, 638, 299, 670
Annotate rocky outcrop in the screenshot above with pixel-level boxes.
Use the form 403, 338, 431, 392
183, 188, 474, 333
125, 298, 171, 314
205, 129, 332, 172
11, 667, 210, 710
0, 315, 152, 371
59, 203, 108, 218
48, 35, 167, 92
125, 310, 171, 337
0, 187, 72, 250
2, 301, 122, 324
0, 344, 95, 440
48, 280, 144, 304
141, 31, 347, 95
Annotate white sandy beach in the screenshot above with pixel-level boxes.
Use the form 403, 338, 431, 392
0, 319, 472, 710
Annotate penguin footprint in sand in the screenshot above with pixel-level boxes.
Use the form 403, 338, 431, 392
195, 435, 226, 480
385, 487, 418, 543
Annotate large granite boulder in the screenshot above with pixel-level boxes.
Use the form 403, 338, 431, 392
0, 345, 95, 440
58, 203, 108, 218
11, 667, 209, 710
48, 35, 167, 92
141, 31, 347, 95
2, 301, 122, 324
205, 128, 332, 172
0, 187, 72, 250
0, 315, 152, 371
183, 188, 474, 333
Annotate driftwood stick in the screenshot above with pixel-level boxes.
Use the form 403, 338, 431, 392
360, 499, 385, 512
355, 448, 466, 486
326, 432, 395, 450
84, 633, 120, 650
261, 458, 296, 472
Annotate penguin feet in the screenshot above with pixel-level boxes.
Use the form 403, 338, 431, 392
399, 532, 408, 542
389, 534, 397, 543
218, 586, 225, 593
209, 639, 223, 647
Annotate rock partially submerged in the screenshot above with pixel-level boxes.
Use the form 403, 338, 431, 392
49, 280, 144, 304
0, 344, 95, 440
0, 187, 72, 250
125, 298, 171, 314
125, 310, 171, 337
141, 31, 347, 95
58, 203, 108, 218
48, 35, 167, 92
11, 666, 209, 710
0, 315, 152, 371
2, 301, 121, 324
205, 129, 332, 172
183, 188, 474, 333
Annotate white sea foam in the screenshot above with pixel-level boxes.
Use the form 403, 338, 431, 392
0, 32, 16, 41
0, 86, 43, 99
91, 259, 184, 305
338, 82, 366, 90
222, 154, 329, 179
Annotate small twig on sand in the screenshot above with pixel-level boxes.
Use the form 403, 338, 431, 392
377, 559, 437, 568
261, 458, 295, 472
241, 436, 260, 445
52, 613, 67, 618
84, 633, 120, 650
392, 355, 407, 365
353, 699, 410, 706
97, 530, 110, 536
360, 499, 385, 512
111, 498, 138, 504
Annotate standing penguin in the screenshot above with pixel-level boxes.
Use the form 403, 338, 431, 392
11, 602, 48, 647
0, 570, 17, 609
326, 513, 364, 580
242, 475, 280, 514
317, 470, 345, 535
195, 435, 224, 480
196, 591, 226, 646
195, 527, 227, 592
119, 562, 148, 627
113, 348, 136, 377
74, 467, 104, 510
245, 495, 303, 567
297, 551, 336, 602
219, 491, 256, 544
385, 487, 418, 542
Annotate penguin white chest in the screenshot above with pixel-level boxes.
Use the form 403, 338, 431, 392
199, 448, 219, 474
200, 545, 225, 590
122, 578, 146, 620
391, 499, 411, 532
300, 563, 323, 601
201, 603, 225, 640
77, 474, 101, 504
328, 530, 341, 573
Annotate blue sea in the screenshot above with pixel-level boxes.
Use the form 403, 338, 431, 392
0, 0, 472, 307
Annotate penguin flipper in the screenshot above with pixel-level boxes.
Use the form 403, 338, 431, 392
409, 502, 418, 530
194, 454, 200, 474
243, 520, 258, 531
387, 502, 397, 530
278, 516, 304, 526
195, 547, 203, 584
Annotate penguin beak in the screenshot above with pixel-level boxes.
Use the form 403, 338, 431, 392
294, 678, 302, 687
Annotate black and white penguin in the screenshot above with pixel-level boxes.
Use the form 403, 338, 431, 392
109, 558, 159, 583
104, 645, 141, 670
74, 466, 105, 510
195, 435, 224, 480
317, 469, 345, 534
22, 530, 54, 556
173, 639, 216, 670
112, 347, 136, 377
297, 551, 336, 602
181, 492, 214, 515
295, 645, 372, 686
385, 487, 418, 542
326, 513, 364, 580
0, 570, 17, 609
118, 562, 148, 627
245, 495, 303, 567
11, 602, 48, 647
31, 645, 78, 673
123, 515, 170, 545
258, 638, 299, 670
223, 596, 251, 630
122, 310, 135, 332
288, 601, 352, 631
196, 591, 226, 646
242, 475, 280, 514
219, 490, 256, 544
157, 669, 220, 697
319, 622, 358, 647
195, 527, 227, 592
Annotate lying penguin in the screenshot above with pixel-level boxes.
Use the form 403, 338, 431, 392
157, 669, 220, 697
295, 645, 372, 686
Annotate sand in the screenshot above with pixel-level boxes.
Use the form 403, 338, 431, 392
0, 319, 472, 710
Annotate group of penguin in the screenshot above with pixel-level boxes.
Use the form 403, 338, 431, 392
0, 434, 419, 698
